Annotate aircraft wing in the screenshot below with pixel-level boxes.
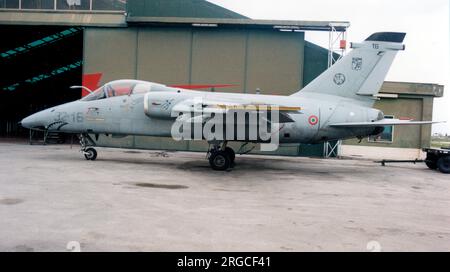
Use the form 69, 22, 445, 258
172, 99, 301, 123
330, 119, 441, 127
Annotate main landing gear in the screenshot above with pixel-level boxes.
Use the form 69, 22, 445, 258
80, 133, 97, 161
207, 142, 235, 171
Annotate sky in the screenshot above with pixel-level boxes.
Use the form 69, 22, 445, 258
209, 0, 450, 134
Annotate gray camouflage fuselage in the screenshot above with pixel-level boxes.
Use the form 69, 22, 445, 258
21, 88, 382, 144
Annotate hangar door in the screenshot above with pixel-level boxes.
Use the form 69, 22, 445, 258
0, 25, 83, 138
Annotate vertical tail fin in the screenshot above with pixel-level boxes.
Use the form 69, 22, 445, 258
293, 32, 406, 106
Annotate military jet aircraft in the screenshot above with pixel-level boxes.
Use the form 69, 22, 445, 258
21, 32, 439, 170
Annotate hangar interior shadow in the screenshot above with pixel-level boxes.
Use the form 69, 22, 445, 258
0, 25, 82, 138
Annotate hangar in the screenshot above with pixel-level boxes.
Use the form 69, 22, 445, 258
0, 0, 444, 158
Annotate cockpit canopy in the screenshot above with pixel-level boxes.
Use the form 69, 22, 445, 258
81, 80, 152, 101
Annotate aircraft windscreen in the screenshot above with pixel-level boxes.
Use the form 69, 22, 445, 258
81, 88, 106, 101
81, 80, 147, 101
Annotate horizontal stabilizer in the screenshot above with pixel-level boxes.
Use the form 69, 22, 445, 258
330, 119, 442, 127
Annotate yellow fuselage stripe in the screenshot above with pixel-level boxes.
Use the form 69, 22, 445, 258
216, 105, 301, 111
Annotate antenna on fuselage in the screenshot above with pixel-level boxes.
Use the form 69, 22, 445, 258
70, 85, 93, 94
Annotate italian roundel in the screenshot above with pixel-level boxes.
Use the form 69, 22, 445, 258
308, 115, 319, 126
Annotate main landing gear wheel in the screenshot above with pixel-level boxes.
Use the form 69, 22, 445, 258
209, 151, 231, 171
84, 147, 97, 161
224, 147, 235, 163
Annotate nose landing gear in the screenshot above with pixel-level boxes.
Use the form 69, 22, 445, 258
80, 133, 97, 161
207, 142, 235, 171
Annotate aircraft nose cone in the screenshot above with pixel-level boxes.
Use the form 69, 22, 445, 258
21, 111, 47, 130
21, 115, 37, 129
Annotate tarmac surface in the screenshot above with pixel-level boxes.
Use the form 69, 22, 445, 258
0, 142, 449, 252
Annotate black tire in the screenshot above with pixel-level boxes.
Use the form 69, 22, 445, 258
425, 160, 437, 170
209, 151, 231, 171
84, 147, 97, 161
437, 156, 450, 174
224, 147, 235, 162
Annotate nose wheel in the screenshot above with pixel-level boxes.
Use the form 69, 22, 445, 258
208, 143, 235, 171
79, 133, 98, 161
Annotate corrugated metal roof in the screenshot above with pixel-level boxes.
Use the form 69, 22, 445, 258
126, 1, 350, 31
127, 0, 248, 19
126, 17, 350, 32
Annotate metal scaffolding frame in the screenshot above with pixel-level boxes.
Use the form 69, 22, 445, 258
327, 23, 348, 67
323, 140, 342, 158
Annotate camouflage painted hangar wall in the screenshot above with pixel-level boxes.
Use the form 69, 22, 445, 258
83, 26, 317, 156
84, 27, 305, 94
